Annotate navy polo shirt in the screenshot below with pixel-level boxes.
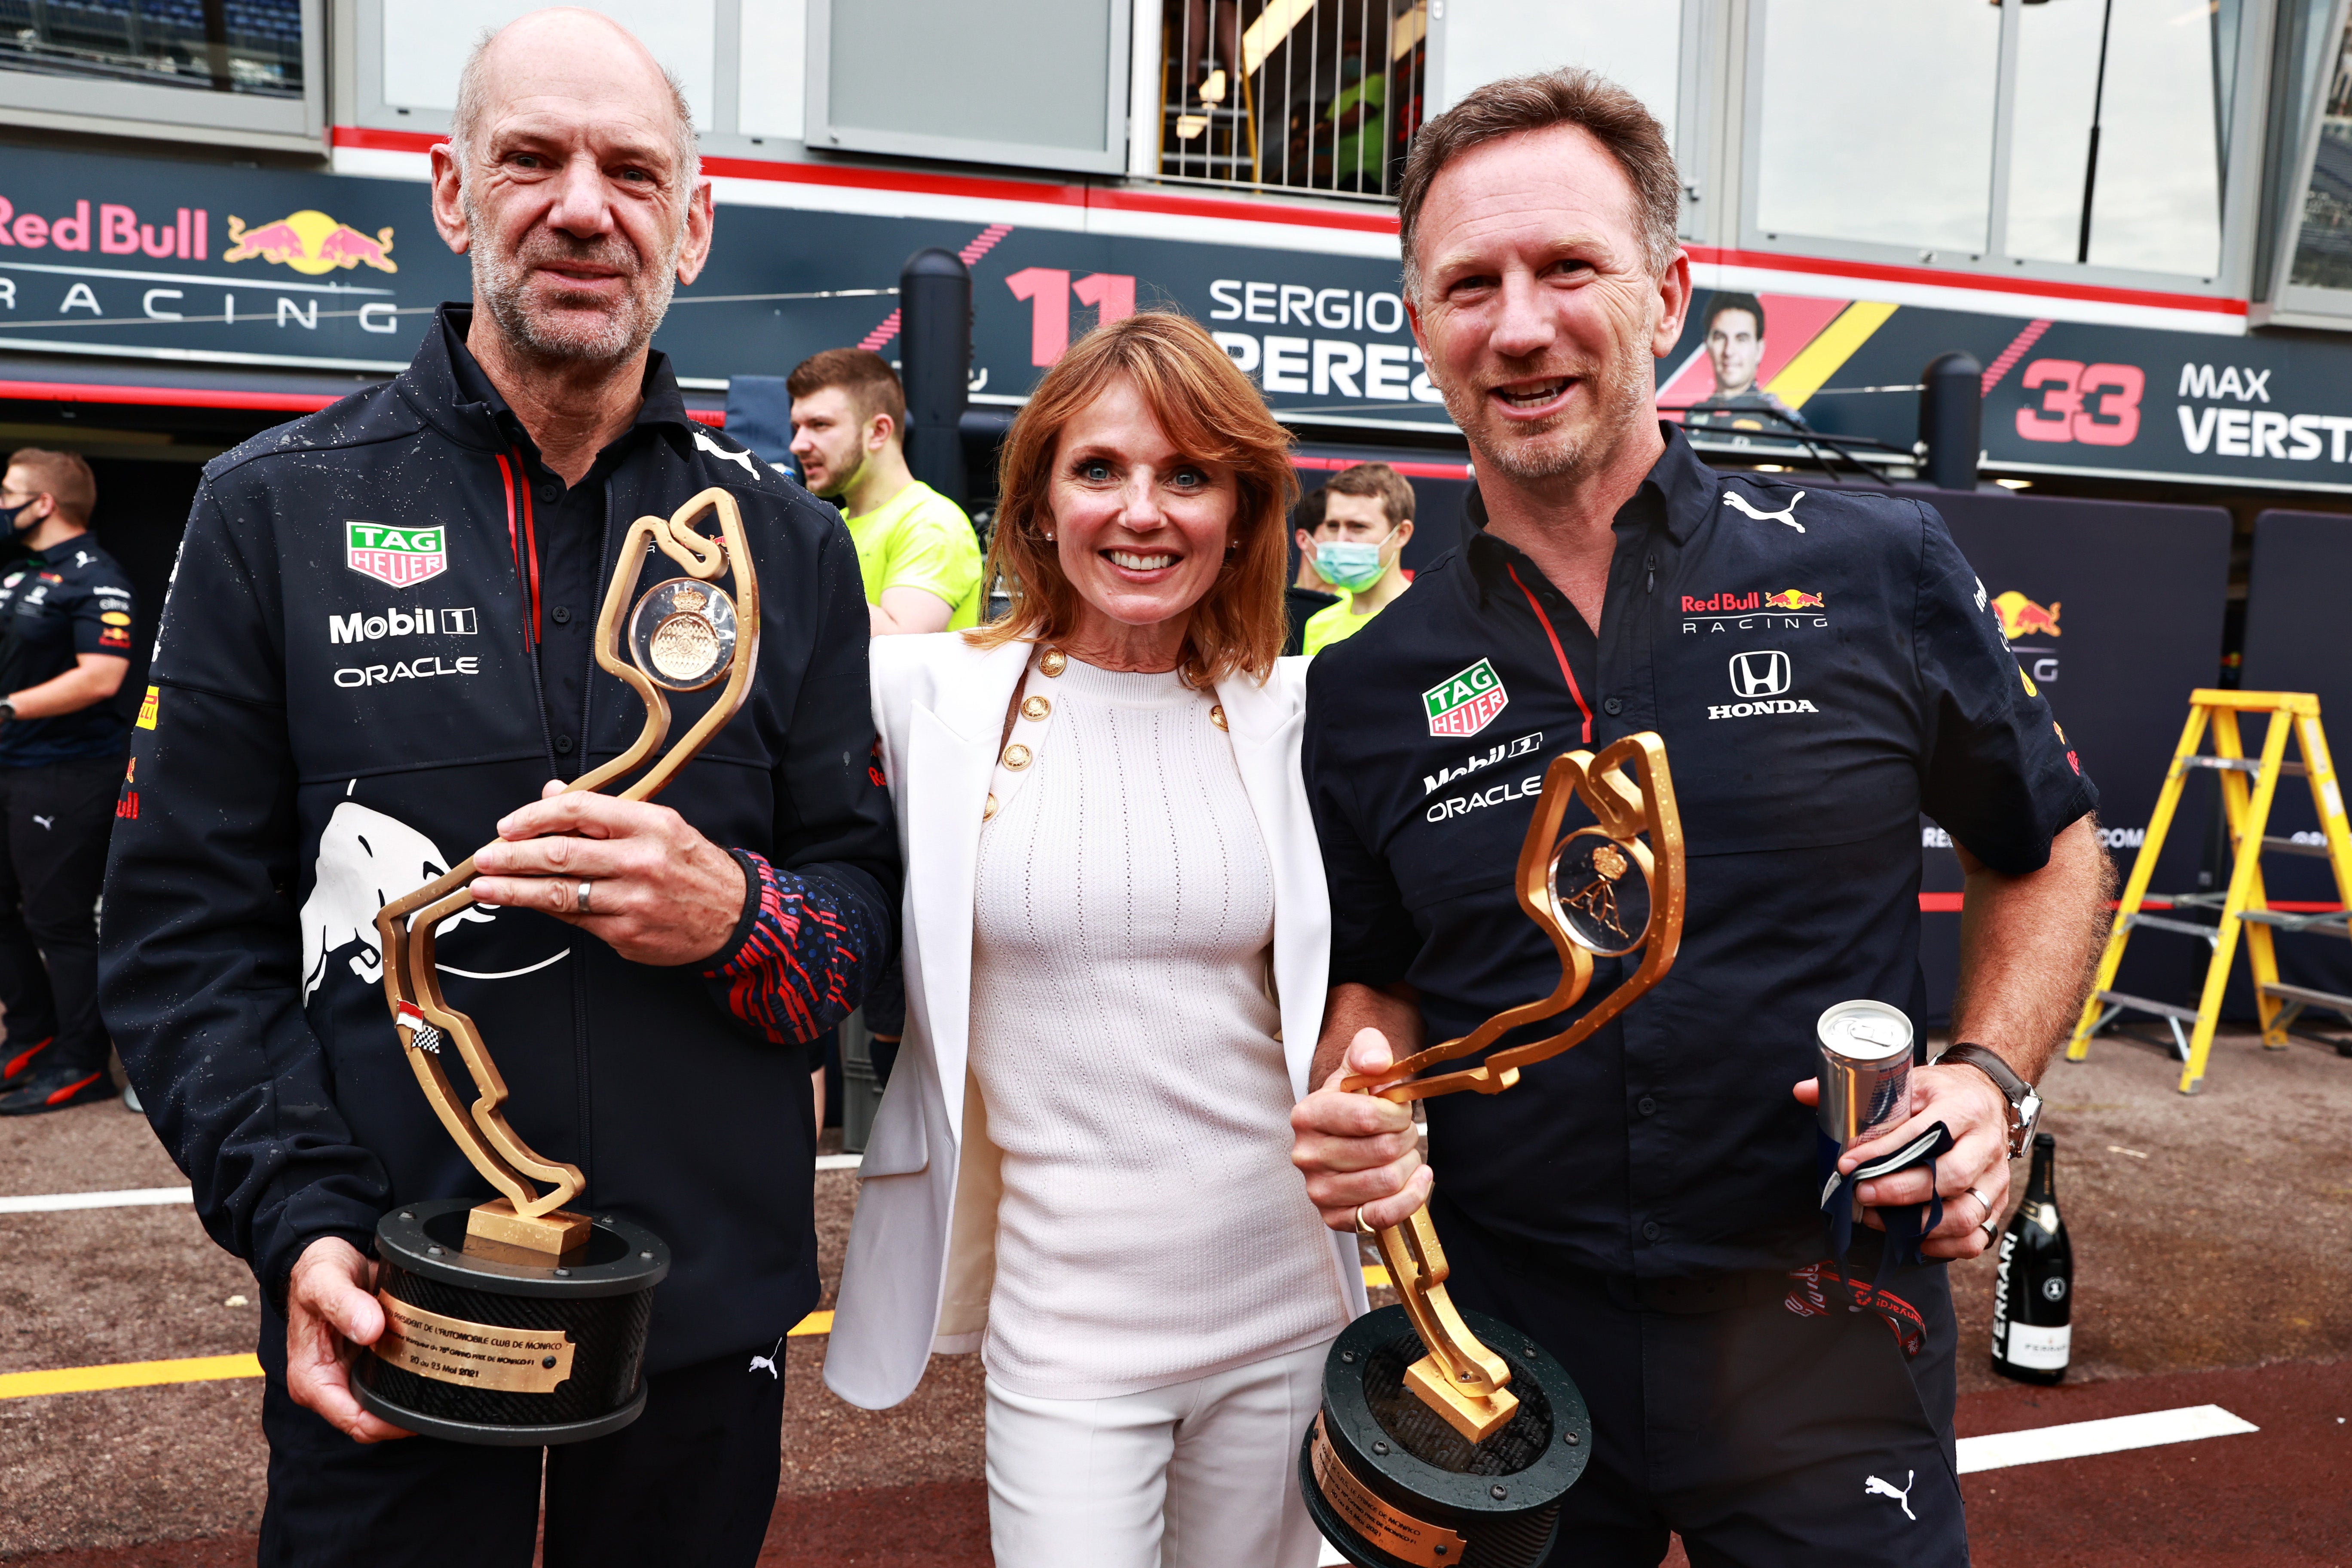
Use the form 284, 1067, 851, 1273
1303, 426, 2095, 1280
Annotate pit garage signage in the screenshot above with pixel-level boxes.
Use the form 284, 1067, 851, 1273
1663, 288, 2352, 493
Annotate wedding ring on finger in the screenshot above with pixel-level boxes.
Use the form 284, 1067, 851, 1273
576, 880, 594, 916
1965, 1184, 1994, 1224
1978, 1216, 1999, 1246
1354, 1205, 1376, 1236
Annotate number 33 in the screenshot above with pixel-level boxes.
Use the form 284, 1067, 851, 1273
2015, 360, 2143, 446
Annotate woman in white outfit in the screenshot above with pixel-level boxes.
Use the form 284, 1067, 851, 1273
824, 311, 1366, 1567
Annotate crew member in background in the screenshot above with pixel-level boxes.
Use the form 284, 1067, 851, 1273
0, 449, 134, 1116
788, 348, 983, 634
787, 348, 983, 1091
1285, 485, 1337, 656
1301, 461, 1414, 655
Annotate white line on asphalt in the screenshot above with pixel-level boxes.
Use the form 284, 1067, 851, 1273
1956, 1404, 2257, 1473
0, 1186, 194, 1214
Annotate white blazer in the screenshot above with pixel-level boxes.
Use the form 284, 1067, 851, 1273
822, 633, 1369, 1411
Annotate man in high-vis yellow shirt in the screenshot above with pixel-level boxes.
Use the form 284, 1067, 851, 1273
787, 348, 983, 633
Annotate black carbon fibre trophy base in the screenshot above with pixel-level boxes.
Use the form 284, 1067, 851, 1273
1303, 1305, 1589, 1568
353, 1200, 669, 1446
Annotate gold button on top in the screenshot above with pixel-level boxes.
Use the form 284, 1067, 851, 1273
1021, 695, 1052, 721
1209, 704, 1228, 731
983, 793, 999, 820
1001, 743, 1032, 770
1038, 648, 1067, 677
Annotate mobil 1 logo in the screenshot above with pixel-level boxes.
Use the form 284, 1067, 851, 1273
328, 607, 479, 645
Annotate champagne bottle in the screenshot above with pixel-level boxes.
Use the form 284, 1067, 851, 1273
1990, 1131, 2072, 1384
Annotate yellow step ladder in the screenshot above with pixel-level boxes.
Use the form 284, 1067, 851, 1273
2067, 690, 2352, 1094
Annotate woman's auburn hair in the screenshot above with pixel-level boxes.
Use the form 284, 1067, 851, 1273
967, 309, 1297, 688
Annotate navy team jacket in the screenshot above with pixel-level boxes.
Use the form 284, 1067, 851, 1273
98, 312, 899, 1373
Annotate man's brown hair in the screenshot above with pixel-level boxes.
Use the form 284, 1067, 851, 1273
4, 447, 96, 525
786, 348, 907, 434
1397, 67, 1681, 301
972, 310, 1296, 688
1320, 462, 1415, 528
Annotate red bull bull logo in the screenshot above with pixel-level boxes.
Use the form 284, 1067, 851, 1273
221, 210, 397, 275
1992, 591, 2061, 640
1762, 589, 1825, 610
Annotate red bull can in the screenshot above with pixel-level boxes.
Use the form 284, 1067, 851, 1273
1816, 999, 1914, 1151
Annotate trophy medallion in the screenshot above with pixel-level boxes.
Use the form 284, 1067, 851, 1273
1305, 734, 1684, 1566
353, 488, 761, 1445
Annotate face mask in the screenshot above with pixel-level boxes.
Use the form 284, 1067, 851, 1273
2, 500, 36, 533
1316, 538, 1391, 593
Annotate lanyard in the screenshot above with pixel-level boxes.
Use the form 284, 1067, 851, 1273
491, 450, 544, 645
1505, 562, 1592, 745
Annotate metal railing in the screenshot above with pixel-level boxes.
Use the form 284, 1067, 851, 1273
1155, 0, 1426, 202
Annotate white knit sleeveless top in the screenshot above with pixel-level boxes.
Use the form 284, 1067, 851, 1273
966, 655, 1350, 1399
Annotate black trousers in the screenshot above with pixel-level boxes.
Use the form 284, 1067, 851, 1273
257, 1301, 787, 1568
1433, 1196, 1969, 1567
0, 755, 122, 1076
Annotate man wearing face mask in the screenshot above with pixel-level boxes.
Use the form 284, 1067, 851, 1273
1301, 461, 1415, 655
0, 448, 135, 1116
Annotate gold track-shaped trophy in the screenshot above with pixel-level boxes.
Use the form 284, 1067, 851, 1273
351, 487, 761, 1446
1302, 734, 1686, 1568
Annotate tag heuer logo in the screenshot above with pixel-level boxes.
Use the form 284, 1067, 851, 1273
1424, 658, 1510, 738
346, 522, 447, 588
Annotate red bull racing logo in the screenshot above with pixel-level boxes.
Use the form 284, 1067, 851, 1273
222, 210, 398, 275
1992, 591, 2061, 640
1761, 589, 1825, 610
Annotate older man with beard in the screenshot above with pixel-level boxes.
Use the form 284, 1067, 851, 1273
98, 11, 898, 1565
1288, 70, 2107, 1565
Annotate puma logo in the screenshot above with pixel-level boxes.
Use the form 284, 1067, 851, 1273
1865, 1470, 1917, 1521
694, 427, 758, 476
31, 815, 52, 830
1724, 490, 1807, 533
748, 1335, 784, 1379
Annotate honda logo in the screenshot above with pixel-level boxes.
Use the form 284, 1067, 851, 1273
1728, 650, 1791, 698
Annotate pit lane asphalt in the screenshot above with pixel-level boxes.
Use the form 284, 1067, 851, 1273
4, 1026, 2348, 1564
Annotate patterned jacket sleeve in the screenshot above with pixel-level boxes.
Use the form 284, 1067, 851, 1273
700, 848, 885, 1045
697, 516, 899, 1044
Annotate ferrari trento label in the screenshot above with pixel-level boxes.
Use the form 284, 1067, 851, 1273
1423, 658, 1509, 739
373, 1291, 575, 1393
346, 522, 448, 588
1311, 1415, 1470, 1566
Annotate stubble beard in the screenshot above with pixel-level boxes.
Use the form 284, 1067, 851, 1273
466, 189, 683, 368
1440, 329, 1655, 487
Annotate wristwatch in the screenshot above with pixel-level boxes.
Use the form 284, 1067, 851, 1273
1931, 1042, 2042, 1159
0, 700, 18, 725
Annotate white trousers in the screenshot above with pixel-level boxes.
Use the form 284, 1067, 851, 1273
984, 1338, 1333, 1568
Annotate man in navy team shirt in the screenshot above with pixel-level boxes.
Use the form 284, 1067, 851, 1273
0, 447, 135, 1115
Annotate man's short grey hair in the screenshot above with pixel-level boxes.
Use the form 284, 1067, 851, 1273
1398, 68, 1681, 303
446, 22, 699, 206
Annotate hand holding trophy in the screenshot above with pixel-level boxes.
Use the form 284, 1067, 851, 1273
1303, 733, 1685, 1568
350, 487, 759, 1445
